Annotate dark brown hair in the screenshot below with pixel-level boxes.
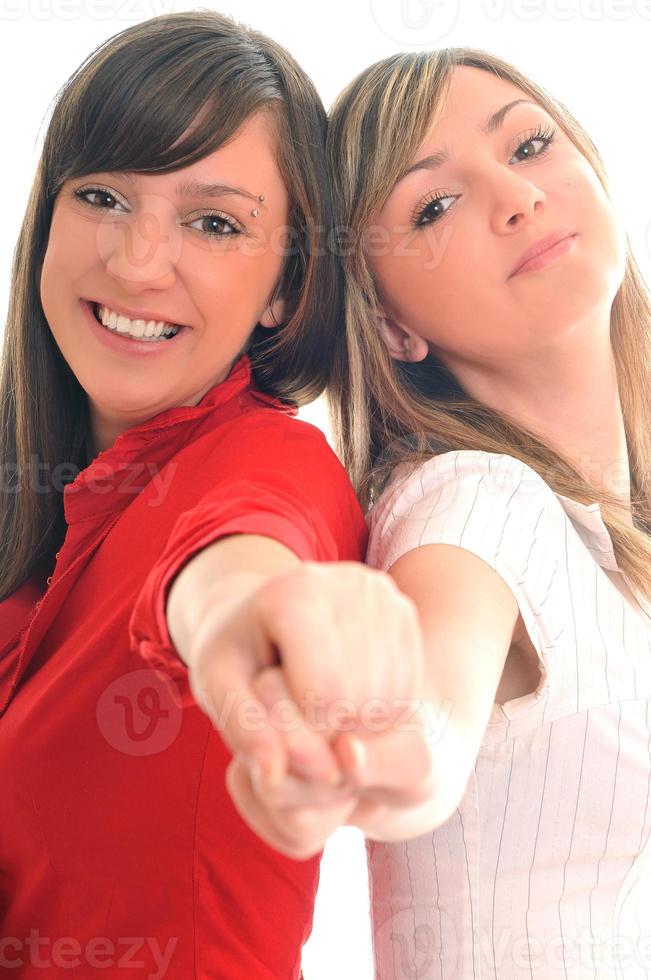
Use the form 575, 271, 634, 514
0, 9, 340, 600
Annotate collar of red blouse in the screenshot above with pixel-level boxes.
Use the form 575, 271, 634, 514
61, 353, 297, 527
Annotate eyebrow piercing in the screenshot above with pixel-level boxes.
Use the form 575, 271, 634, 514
251, 195, 264, 217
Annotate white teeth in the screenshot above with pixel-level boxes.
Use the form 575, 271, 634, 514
96, 304, 180, 340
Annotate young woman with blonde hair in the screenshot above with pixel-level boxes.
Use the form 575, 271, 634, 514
324, 48, 651, 978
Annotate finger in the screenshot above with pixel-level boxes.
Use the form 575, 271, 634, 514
252, 572, 347, 717
335, 729, 437, 808
246, 755, 357, 808
189, 642, 286, 775
226, 754, 360, 861
251, 666, 344, 784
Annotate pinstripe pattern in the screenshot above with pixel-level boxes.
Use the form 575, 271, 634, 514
365, 451, 651, 979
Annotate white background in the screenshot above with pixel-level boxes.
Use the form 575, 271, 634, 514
1, 1, 649, 977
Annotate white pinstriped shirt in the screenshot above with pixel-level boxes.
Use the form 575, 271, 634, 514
364, 450, 651, 980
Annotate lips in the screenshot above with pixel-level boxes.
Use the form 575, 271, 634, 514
90, 302, 180, 338
509, 229, 576, 279
84, 297, 188, 329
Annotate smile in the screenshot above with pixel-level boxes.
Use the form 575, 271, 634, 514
81, 299, 189, 356
93, 303, 180, 341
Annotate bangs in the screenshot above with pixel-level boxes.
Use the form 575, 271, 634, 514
48, 26, 284, 186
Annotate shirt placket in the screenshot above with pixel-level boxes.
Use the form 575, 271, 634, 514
0, 513, 122, 717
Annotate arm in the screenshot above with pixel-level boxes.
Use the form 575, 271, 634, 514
165, 532, 350, 784
162, 531, 434, 859
165, 533, 301, 671
165, 530, 520, 845
355, 541, 521, 841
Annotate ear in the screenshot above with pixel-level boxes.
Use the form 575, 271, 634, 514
258, 294, 287, 329
375, 305, 429, 363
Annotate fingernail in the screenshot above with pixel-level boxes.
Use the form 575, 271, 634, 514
292, 760, 342, 785
349, 735, 367, 774
325, 767, 345, 786
257, 750, 283, 787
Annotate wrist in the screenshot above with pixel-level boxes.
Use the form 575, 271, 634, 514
167, 567, 268, 670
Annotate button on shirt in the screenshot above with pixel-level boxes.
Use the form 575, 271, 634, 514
0, 355, 368, 979
364, 450, 651, 980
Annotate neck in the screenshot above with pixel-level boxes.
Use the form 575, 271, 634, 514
83, 363, 237, 462
435, 307, 633, 523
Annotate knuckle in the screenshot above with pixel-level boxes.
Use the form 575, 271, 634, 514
371, 569, 405, 605
294, 564, 327, 599
266, 568, 325, 613
374, 567, 397, 588
362, 566, 390, 588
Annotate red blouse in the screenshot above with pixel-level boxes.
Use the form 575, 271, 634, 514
0, 355, 368, 978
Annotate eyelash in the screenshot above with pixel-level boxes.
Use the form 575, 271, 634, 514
72, 185, 243, 238
411, 124, 558, 228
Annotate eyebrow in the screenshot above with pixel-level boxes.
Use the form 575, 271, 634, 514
396, 99, 541, 184
104, 171, 261, 204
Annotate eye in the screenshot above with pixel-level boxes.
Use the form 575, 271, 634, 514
410, 123, 557, 229
73, 185, 242, 239
509, 124, 557, 164
411, 192, 457, 229
74, 186, 128, 212
186, 213, 241, 238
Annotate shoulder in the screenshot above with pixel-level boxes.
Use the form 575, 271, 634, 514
367, 450, 560, 572
371, 450, 553, 524
234, 406, 331, 450
201, 407, 364, 530
210, 406, 347, 477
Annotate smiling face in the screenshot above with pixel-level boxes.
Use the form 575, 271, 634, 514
40, 110, 290, 453
366, 66, 626, 372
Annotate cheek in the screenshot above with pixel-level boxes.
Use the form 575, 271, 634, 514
566, 165, 627, 286
589, 190, 625, 266
396, 227, 472, 310
42, 216, 95, 302
40, 237, 67, 328
191, 249, 271, 309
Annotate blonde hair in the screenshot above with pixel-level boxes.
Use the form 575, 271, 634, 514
326, 47, 651, 604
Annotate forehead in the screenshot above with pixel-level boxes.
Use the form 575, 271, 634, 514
372, 65, 540, 222
427, 65, 533, 137
80, 109, 288, 208
172, 108, 281, 172
190, 110, 282, 177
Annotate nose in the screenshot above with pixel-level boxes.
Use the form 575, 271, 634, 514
97, 196, 181, 291
488, 166, 546, 235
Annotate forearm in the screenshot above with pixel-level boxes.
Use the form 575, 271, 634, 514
165, 533, 301, 670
